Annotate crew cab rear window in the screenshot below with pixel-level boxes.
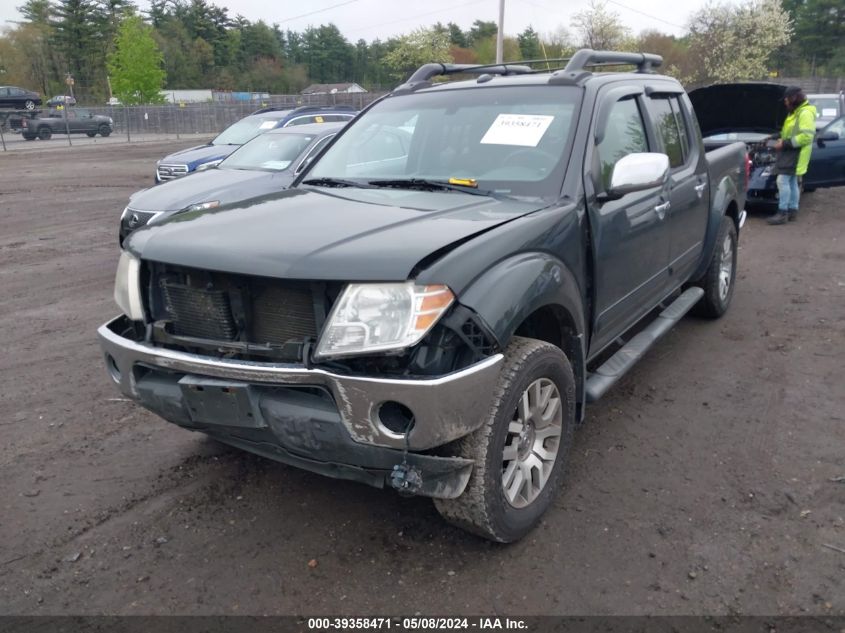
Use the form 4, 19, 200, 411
597, 97, 648, 189
649, 96, 691, 168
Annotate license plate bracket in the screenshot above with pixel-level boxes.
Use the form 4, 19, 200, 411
179, 376, 261, 428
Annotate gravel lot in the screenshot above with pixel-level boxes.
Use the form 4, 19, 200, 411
0, 141, 843, 616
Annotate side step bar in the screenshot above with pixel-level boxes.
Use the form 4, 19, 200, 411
585, 287, 704, 402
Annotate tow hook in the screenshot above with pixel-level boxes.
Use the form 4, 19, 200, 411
390, 463, 423, 494
389, 416, 422, 495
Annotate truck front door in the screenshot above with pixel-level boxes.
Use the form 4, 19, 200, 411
586, 88, 673, 354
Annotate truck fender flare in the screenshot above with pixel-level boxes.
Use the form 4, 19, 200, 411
458, 252, 586, 406
692, 174, 740, 281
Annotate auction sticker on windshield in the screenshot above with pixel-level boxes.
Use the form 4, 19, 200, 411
480, 114, 554, 147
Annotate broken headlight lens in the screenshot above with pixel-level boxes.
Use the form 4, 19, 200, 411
114, 251, 145, 321
314, 282, 454, 360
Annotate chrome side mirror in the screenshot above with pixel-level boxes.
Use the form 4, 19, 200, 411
604, 152, 670, 200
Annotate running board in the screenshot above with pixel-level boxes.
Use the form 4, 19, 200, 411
585, 287, 704, 402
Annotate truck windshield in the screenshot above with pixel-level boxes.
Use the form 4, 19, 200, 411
221, 132, 317, 171
306, 86, 581, 197
212, 115, 287, 146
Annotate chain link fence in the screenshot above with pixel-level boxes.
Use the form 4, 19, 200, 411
0, 92, 385, 150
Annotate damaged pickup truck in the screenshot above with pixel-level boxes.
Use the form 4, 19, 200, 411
99, 49, 748, 542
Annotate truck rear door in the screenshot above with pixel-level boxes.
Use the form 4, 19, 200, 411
585, 86, 673, 354
645, 91, 709, 283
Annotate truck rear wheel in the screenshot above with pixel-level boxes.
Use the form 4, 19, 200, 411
434, 337, 575, 542
693, 215, 737, 318
37, 126, 52, 140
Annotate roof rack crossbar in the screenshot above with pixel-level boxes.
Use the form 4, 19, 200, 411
564, 49, 663, 74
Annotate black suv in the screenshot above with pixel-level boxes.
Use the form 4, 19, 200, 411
99, 50, 748, 542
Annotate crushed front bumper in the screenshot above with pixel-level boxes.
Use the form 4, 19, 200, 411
97, 316, 504, 498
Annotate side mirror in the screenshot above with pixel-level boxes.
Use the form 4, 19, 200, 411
817, 130, 838, 147
600, 152, 670, 201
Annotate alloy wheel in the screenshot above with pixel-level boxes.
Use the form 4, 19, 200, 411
501, 377, 562, 508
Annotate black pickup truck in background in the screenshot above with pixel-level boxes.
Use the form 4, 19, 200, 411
99, 50, 748, 542
20, 108, 113, 140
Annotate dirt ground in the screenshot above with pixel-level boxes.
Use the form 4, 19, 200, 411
0, 141, 843, 616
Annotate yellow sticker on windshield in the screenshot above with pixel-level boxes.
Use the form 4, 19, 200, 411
449, 178, 478, 188
315, 116, 324, 123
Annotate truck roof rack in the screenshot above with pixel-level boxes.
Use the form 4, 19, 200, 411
393, 49, 665, 93
393, 62, 533, 93
565, 49, 662, 74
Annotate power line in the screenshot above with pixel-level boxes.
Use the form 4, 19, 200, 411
276, 0, 363, 25
605, 0, 686, 30
346, 0, 489, 35
516, 0, 686, 32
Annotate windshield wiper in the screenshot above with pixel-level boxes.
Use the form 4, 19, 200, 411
367, 178, 494, 197
301, 177, 372, 188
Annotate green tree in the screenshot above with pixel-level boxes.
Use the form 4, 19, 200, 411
686, 0, 792, 85
383, 27, 451, 78
107, 14, 166, 103
518, 26, 541, 60
571, 0, 630, 50
52, 0, 107, 99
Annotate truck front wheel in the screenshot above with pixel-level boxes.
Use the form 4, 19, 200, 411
434, 337, 575, 542
99, 125, 111, 137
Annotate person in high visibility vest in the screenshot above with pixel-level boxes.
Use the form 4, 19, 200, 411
768, 86, 817, 225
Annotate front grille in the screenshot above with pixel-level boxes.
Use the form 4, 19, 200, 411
156, 163, 189, 181
152, 264, 320, 350
162, 282, 237, 340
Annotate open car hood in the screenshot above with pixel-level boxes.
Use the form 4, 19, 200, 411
689, 83, 788, 136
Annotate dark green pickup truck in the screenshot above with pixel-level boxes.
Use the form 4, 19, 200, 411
99, 49, 748, 542
21, 108, 113, 140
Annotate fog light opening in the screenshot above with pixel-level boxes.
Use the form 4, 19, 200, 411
106, 354, 121, 384
378, 401, 415, 436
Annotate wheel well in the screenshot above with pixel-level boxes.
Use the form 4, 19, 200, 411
725, 200, 739, 228
513, 305, 585, 419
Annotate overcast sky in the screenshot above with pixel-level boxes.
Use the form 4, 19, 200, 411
1, 0, 722, 40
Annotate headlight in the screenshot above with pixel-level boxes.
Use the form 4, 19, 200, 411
184, 200, 220, 212
314, 283, 454, 360
114, 251, 144, 321
196, 160, 221, 171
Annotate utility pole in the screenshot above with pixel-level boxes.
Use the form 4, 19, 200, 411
496, 0, 505, 63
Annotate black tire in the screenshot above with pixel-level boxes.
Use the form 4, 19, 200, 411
22, 134, 36, 141
433, 337, 575, 543
24, 99, 36, 110
99, 125, 111, 137
693, 215, 737, 318
86, 131, 97, 137
37, 126, 52, 140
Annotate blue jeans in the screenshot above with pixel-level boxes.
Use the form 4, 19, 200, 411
777, 174, 800, 212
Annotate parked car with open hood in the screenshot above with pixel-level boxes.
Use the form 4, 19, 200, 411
690, 83, 845, 207
154, 105, 357, 182
120, 122, 347, 244
99, 50, 748, 542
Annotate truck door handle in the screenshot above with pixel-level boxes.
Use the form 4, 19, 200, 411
655, 201, 670, 219
694, 183, 706, 198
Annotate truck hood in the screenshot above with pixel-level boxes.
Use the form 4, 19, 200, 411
689, 83, 788, 136
126, 188, 548, 281
128, 169, 287, 213
158, 144, 234, 169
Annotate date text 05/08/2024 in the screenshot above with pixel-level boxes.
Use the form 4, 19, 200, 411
306, 617, 529, 630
